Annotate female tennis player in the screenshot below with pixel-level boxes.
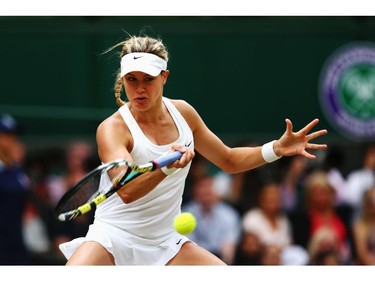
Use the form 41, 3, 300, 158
59, 34, 328, 265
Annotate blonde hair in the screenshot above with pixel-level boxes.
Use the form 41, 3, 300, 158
104, 34, 169, 107
305, 170, 332, 190
307, 226, 340, 264
305, 170, 335, 210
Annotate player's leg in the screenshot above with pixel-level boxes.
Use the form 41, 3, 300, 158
66, 241, 115, 265
166, 241, 227, 265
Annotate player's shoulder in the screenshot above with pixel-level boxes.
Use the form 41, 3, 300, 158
168, 98, 191, 107
167, 98, 202, 131
168, 98, 197, 115
98, 111, 122, 126
97, 111, 127, 135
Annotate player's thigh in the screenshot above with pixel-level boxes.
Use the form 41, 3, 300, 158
167, 241, 227, 265
66, 241, 115, 265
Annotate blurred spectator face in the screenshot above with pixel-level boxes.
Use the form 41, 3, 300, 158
0, 132, 16, 153
307, 171, 335, 211
66, 142, 92, 170
241, 232, 262, 256
0, 114, 19, 162
193, 177, 220, 211
310, 184, 334, 210
0, 132, 22, 166
259, 183, 282, 216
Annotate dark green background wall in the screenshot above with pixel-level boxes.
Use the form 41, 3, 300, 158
1, 16, 374, 160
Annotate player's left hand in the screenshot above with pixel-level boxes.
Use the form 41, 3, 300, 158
275, 118, 328, 159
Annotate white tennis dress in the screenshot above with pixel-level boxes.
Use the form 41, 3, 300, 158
59, 97, 194, 265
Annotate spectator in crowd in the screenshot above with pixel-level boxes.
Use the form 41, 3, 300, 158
321, 145, 347, 206
233, 230, 262, 265
182, 152, 210, 206
211, 140, 266, 216
23, 146, 69, 263
278, 156, 314, 249
352, 186, 375, 265
183, 175, 241, 264
279, 155, 309, 216
46, 141, 95, 207
46, 140, 97, 258
22, 140, 100, 264
307, 226, 342, 265
242, 181, 293, 250
304, 170, 350, 264
344, 144, 375, 222
0, 114, 32, 264
320, 145, 353, 255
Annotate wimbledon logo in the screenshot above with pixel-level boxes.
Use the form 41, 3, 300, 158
319, 42, 375, 141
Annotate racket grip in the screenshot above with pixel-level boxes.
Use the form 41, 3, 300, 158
153, 151, 183, 169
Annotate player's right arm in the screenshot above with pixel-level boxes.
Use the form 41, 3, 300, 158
96, 111, 133, 164
96, 112, 171, 204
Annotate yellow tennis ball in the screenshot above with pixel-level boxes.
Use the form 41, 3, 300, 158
173, 212, 197, 235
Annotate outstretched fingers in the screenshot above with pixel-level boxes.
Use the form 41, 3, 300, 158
280, 118, 328, 158
297, 118, 328, 158
306, 142, 328, 150
304, 119, 328, 151
301, 150, 318, 159
286, 118, 327, 139
299, 118, 321, 135
306, 129, 328, 141
285, 118, 293, 133
302, 142, 328, 159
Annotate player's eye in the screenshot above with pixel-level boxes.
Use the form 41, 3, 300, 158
127, 76, 136, 82
145, 77, 155, 82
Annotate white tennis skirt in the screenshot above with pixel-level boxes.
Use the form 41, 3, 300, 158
59, 219, 191, 265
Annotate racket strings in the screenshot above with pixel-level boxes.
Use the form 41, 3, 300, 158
55, 152, 182, 221
58, 174, 102, 213
58, 163, 130, 213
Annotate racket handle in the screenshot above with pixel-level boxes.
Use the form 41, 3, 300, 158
153, 151, 183, 169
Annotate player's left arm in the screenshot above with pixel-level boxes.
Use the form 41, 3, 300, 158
173, 100, 327, 174
173, 99, 264, 173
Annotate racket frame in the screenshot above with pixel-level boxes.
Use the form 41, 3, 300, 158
55, 151, 182, 221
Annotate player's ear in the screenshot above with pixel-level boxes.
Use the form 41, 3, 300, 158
161, 70, 170, 85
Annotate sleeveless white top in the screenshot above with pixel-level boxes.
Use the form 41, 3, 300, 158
96, 97, 194, 239
59, 97, 195, 265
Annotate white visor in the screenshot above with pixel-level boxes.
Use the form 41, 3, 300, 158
120, 52, 167, 77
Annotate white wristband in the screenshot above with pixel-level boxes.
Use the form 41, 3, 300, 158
261, 140, 282, 163
161, 166, 178, 176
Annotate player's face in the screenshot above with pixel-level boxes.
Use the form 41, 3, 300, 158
123, 70, 169, 111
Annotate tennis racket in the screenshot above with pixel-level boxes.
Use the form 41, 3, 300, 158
55, 151, 182, 222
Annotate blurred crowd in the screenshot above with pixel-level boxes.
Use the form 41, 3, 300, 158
0, 114, 99, 265
1, 113, 375, 265
182, 143, 375, 266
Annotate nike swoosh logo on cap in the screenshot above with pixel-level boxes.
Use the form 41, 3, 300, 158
133, 56, 143, 59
